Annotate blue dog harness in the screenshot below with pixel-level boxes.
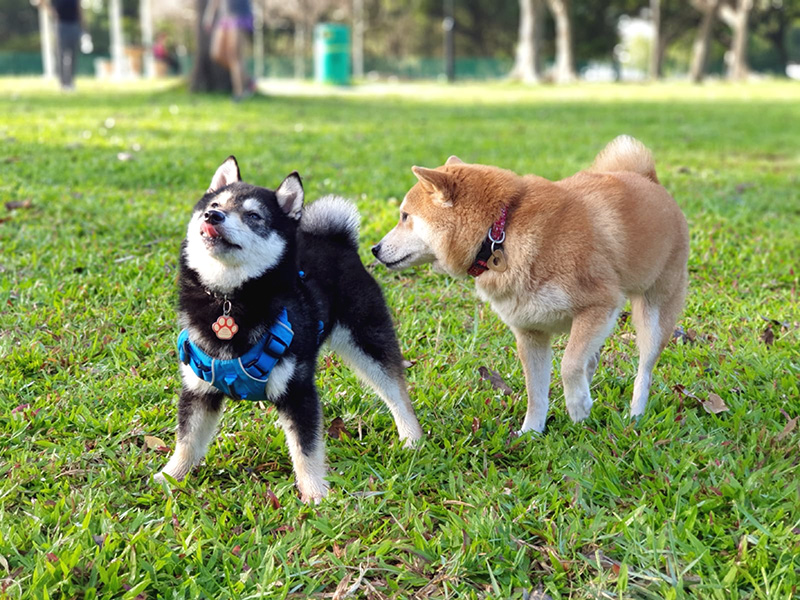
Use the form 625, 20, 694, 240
178, 308, 294, 401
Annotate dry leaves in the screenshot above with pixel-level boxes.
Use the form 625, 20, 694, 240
702, 393, 729, 415
264, 488, 281, 510
478, 366, 513, 395
143, 435, 170, 452
5, 199, 33, 211
327, 417, 352, 440
775, 415, 798, 442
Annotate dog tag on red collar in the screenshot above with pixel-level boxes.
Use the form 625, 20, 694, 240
212, 315, 239, 340
488, 249, 508, 272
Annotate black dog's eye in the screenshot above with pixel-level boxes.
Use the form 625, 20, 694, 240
245, 212, 262, 221
401, 212, 409, 223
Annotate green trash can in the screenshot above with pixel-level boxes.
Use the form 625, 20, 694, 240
314, 23, 350, 85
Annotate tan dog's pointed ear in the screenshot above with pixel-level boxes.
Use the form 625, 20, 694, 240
208, 156, 241, 193
445, 155, 464, 166
411, 166, 453, 207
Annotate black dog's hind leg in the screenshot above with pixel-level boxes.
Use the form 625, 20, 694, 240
328, 321, 423, 447
275, 380, 329, 503
156, 385, 224, 482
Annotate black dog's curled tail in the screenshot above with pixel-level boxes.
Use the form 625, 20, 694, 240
299, 195, 361, 249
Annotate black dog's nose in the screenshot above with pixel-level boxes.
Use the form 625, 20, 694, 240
371, 243, 381, 257
204, 209, 226, 225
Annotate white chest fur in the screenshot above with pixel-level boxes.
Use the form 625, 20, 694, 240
477, 283, 573, 334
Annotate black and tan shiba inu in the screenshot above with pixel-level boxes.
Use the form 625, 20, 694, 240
155, 157, 422, 502
373, 136, 689, 433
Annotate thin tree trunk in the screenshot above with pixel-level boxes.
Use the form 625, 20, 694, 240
109, 0, 126, 79
689, 0, 720, 83
140, 0, 155, 78
253, 1, 264, 80
353, 0, 364, 79
190, 0, 231, 93
510, 0, 543, 83
545, 0, 576, 83
38, 5, 56, 79
720, 0, 753, 80
649, 0, 662, 79
294, 23, 306, 80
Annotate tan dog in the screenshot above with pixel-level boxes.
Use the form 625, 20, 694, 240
373, 136, 689, 432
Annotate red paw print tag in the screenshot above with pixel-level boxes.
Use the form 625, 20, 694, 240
212, 315, 239, 340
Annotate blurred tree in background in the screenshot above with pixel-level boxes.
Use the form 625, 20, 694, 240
1, 0, 798, 81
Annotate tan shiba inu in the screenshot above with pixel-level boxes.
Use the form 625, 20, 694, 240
373, 136, 689, 432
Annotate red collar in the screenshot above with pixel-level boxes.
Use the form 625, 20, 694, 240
467, 206, 508, 277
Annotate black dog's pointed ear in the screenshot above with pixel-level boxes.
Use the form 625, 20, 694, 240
276, 171, 304, 220
208, 156, 241, 193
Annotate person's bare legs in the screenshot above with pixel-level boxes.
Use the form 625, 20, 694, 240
228, 28, 245, 99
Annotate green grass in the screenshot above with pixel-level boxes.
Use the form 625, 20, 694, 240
1, 77, 798, 599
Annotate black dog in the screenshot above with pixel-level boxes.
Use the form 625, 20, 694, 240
155, 157, 422, 502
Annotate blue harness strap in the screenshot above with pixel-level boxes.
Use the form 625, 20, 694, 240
178, 308, 294, 401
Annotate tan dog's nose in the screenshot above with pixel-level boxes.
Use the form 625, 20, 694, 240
371, 243, 382, 257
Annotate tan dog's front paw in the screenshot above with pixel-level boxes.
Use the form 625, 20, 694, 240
566, 393, 593, 423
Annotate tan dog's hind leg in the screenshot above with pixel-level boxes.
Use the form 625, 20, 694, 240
629, 279, 687, 417
514, 329, 552, 433
561, 307, 620, 423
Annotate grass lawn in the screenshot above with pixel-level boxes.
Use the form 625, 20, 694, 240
0, 77, 798, 599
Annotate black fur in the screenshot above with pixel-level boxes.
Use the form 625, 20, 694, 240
167, 167, 418, 499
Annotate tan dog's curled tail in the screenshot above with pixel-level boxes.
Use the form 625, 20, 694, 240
590, 135, 659, 183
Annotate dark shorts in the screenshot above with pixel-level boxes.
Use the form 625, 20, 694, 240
218, 15, 253, 33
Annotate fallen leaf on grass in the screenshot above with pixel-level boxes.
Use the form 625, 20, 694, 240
143, 435, 169, 451
93, 535, 106, 549
265, 488, 281, 510
673, 327, 698, 344
478, 366, 513, 395
760, 326, 775, 346
775, 416, 798, 442
702, 393, 729, 415
327, 417, 352, 440
5, 199, 32, 211
672, 384, 698, 401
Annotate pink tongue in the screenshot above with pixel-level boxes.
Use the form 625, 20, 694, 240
202, 222, 220, 238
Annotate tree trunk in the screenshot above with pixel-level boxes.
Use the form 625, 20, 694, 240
38, 5, 56, 79
545, 0, 576, 83
510, 0, 543, 83
689, 0, 720, 83
352, 0, 364, 79
294, 23, 306, 80
649, 0, 662, 79
720, 0, 753, 80
253, 1, 264, 80
190, 0, 231, 92
109, 0, 126, 79
140, 0, 155, 78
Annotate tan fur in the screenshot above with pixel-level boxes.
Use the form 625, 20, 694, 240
375, 136, 689, 431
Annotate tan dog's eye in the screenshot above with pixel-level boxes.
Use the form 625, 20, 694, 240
401, 212, 409, 223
